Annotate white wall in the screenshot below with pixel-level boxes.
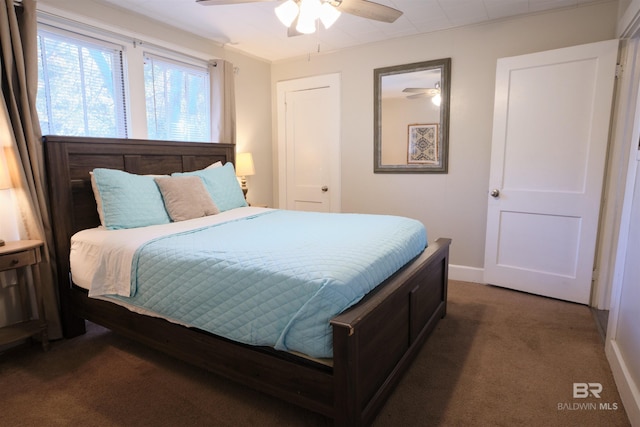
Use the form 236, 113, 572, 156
223, 50, 273, 207
606, 149, 640, 425
271, 2, 618, 275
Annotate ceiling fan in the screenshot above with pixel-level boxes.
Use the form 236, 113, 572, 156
197, 0, 403, 35
403, 82, 442, 106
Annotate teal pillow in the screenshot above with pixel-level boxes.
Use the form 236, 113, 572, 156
173, 162, 247, 212
91, 168, 171, 229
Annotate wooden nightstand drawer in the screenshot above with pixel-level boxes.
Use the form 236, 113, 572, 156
0, 249, 37, 270
0, 240, 48, 350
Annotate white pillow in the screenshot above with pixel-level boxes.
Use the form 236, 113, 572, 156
206, 161, 223, 169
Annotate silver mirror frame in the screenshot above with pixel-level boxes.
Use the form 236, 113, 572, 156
374, 58, 451, 173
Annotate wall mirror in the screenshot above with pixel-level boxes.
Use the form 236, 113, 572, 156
374, 58, 451, 173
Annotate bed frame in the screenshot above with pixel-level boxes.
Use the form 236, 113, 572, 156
43, 135, 451, 426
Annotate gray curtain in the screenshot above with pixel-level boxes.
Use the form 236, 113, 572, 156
209, 59, 236, 144
1, 0, 62, 339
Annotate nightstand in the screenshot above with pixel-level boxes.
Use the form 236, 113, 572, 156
0, 240, 48, 351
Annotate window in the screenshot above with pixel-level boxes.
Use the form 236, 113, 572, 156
36, 28, 127, 138
36, 17, 216, 142
144, 54, 211, 142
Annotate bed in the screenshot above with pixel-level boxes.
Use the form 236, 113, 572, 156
44, 135, 451, 426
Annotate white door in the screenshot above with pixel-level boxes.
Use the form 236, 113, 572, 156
484, 40, 618, 304
277, 74, 341, 212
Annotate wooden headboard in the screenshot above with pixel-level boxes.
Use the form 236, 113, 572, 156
43, 135, 235, 336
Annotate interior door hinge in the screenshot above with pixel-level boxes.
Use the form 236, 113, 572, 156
615, 64, 623, 79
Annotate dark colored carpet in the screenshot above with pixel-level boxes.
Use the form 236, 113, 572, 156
0, 281, 630, 426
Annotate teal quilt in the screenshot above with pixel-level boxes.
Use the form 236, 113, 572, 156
111, 210, 427, 358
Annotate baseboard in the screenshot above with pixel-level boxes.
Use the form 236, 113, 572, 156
448, 264, 484, 284
606, 340, 640, 426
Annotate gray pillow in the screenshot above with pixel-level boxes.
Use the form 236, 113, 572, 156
154, 176, 220, 222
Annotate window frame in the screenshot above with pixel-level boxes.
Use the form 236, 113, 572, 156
37, 24, 129, 138
36, 13, 216, 142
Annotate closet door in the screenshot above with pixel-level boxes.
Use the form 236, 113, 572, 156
276, 74, 341, 212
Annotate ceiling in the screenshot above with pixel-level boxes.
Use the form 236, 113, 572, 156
95, 0, 605, 62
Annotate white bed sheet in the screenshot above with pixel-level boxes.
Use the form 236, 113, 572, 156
70, 206, 271, 296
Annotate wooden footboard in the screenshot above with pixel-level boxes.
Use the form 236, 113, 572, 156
331, 237, 450, 426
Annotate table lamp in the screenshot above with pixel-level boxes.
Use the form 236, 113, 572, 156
0, 150, 12, 247
235, 152, 255, 198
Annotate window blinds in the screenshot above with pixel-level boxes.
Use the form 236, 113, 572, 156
144, 53, 211, 142
36, 29, 127, 138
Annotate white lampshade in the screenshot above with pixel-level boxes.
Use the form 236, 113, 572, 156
319, 2, 341, 29
0, 150, 11, 190
235, 152, 255, 177
275, 0, 299, 27
432, 93, 442, 107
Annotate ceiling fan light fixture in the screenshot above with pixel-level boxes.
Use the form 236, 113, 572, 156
296, 0, 321, 34
432, 81, 441, 106
275, 0, 299, 27
319, 2, 341, 29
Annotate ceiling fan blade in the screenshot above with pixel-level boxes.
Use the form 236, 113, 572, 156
196, 0, 274, 6
331, 0, 403, 23
407, 93, 429, 99
404, 88, 440, 96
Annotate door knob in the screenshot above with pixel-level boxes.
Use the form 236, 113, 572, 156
490, 189, 500, 198
321, 186, 329, 192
